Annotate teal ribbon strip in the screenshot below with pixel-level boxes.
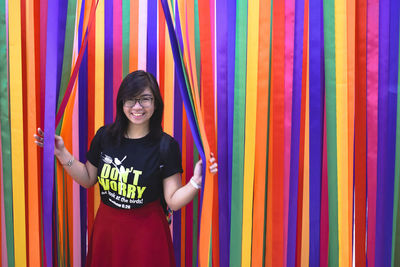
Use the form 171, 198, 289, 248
122, 0, 130, 77
0, 0, 15, 265
229, 0, 247, 266
323, 0, 339, 266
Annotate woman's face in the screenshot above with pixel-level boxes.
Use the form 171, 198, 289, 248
122, 87, 155, 128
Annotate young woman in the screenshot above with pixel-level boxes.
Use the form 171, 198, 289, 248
35, 70, 217, 267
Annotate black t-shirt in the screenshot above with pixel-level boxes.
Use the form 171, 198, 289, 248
86, 126, 183, 209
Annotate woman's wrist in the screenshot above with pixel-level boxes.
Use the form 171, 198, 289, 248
189, 176, 201, 190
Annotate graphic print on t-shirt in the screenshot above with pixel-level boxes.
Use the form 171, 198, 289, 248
97, 152, 147, 209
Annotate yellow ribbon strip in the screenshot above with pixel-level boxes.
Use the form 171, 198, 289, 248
94, 0, 105, 215
241, 0, 260, 265
335, 0, 350, 266
9, 0, 27, 265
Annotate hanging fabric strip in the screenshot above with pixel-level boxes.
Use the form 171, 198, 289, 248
0, 0, 14, 264
173, 77, 183, 267
163, 14, 174, 136
112, 0, 122, 120
0, 124, 2, 266
87, 3, 96, 241
335, 0, 350, 265
104, 0, 113, 124
40, 0, 48, 124
59, 84, 77, 267
241, 0, 259, 265
54, 0, 69, 106
251, 0, 270, 266
295, 3, 309, 263
229, 0, 247, 265
366, 0, 379, 265
138, 0, 147, 70
56, 0, 77, 118
122, 0, 130, 77
226, 2, 236, 234
375, 0, 391, 265
323, 0, 339, 265
215, 0, 230, 265
301, 63, 310, 265
393, 36, 400, 266
270, 0, 286, 265
9, 0, 27, 263
42, 0, 62, 264
129, 0, 138, 72
147, 0, 157, 76
320, 98, 329, 267
376, 0, 398, 265
387, 1, 399, 266
354, 0, 367, 265
54, 0, 98, 127
193, 0, 219, 264
346, 3, 355, 259
283, 1, 295, 263
94, 0, 104, 215
185, 124, 194, 267
181, 110, 187, 267
72, 80, 81, 267
287, 0, 305, 266
25, 0, 41, 264
172, 4, 184, 263
0, 125, 7, 266
157, 0, 165, 96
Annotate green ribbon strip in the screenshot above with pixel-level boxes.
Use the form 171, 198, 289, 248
122, 0, 130, 77
229, 0, 247, 266
0, 0, 15, 265
323, 0, 339, 266
56, 0, 77, 134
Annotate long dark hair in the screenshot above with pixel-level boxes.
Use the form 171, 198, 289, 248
107, 70, 164, 144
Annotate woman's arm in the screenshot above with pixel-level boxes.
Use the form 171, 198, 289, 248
34, 128, 98, 188
163, 157, 217, 211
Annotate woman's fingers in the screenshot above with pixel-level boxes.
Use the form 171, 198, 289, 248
34, 141, 44, 147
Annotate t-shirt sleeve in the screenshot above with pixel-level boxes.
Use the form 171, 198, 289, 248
86, 126, 105, 167
161, 138, 184, 178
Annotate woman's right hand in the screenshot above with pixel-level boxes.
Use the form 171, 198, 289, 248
34, 128, 66, 156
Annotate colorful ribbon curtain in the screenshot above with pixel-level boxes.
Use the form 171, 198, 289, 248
1, 0, 400, 267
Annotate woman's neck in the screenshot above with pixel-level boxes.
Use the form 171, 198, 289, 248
126, 123, 150, 139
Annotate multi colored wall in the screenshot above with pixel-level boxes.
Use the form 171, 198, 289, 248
0, 0, 400, 266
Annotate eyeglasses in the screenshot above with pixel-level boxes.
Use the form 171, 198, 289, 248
123, 96, 154, 108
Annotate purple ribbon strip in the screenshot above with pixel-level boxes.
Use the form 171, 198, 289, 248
146, 0, 157, 76
77, 1, 88, 264
287, 0, 306, 266
42, 0, 61, 265
216, 0, 230, 266
308, 0, 323, 266
104, 0, 113, 125
376, 0, 399, 265
375, 0, 391, 265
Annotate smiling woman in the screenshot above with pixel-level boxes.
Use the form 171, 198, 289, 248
34, 70, 218, 267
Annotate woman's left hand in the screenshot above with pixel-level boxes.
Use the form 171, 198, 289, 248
192, 153, 218, 185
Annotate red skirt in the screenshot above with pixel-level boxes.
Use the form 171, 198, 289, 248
85, 201, 176, 267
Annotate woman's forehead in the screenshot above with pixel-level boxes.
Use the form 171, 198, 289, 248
125, 87, 153, 99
